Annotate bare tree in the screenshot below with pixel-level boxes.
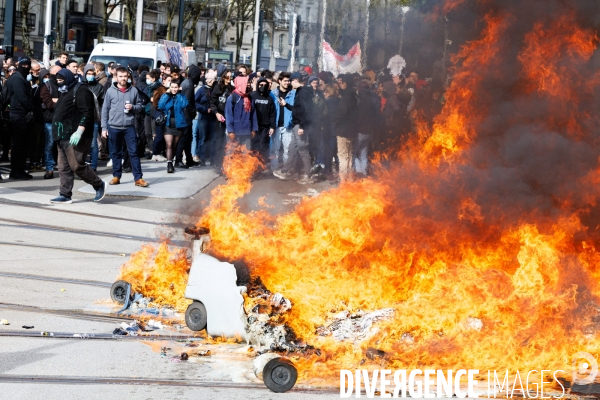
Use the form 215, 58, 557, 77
100, 0, 127, 41
211, 0, 234, 50
162, 0, 210, 42
20, 0, 34, 57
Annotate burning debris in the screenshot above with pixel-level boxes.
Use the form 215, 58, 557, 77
316, 308, 395, 342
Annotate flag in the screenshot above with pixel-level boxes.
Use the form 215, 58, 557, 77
322, 41, 362, 77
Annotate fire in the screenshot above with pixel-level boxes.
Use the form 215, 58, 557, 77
117, 0, 600, 387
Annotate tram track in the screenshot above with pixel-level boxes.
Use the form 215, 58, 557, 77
0, 272, 112, 288
0, 302, 136, 323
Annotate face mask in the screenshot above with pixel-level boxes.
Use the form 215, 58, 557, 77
146, 79, 153, 85
58, 84, 68, 92
127, 79, 132, 83
26, 74, 32, 81
86, 75, 95, 82
43, 78, 49, 83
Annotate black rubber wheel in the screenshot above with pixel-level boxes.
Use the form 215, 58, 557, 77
185, 301, 207, 331
110, 280, 130, 304
263, 357, 297, 393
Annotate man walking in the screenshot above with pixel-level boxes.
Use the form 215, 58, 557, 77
269, 72, 295, 172
176, 64, 201, 169
2, 57, 34, 180
251, 77, 276, 163
101, 66, 149, 187
40, 65, 61, 179
50, 69, 106, 203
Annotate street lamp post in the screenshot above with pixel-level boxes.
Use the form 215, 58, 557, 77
178, 0, 185, 42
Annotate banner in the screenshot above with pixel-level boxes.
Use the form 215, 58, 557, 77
322, 41, 362, 77
164, 40, 184, 69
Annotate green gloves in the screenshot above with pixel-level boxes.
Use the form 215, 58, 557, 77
69, 127, 85, 146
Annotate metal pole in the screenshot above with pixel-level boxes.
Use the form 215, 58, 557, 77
363, 0, 370, 71
317, 0, 326, 72
4, 0, 17, 59
135, 0, 144, 41
43, 0, 53, 66
289, 13, 296, 72
178, 0, 185, 42
251, 0, 260, 71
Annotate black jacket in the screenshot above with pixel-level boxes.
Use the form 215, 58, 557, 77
85, 79, 105, 108
40, 79, 59, 123
2, 71, 33, 118
181, 65, 201, 121
52, 83, 95, 141
356, 87, 381, 134
250, 78, 276, 128
291, 85, 312, 129
334, 87, 358, 138
210, 82, 233, 116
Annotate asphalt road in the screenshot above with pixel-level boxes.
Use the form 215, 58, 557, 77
0, 158, 339, 400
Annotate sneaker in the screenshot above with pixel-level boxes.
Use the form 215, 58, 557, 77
50, 195, 72, 204
107, 159, 113, 167
155, 154, 167, 162
43, 171, 54, 179
0, 174, 8, 180
273, 170, 291, 180
9, 173, 33, 180
109, 177, 120, 185
94, 181, 107, 202
135, 178, 149, 187
175, 162, 189, 169
309, 164, 322, 176
297, 174, 315, 185
193, 156, 201, 163
167, 161, 174, 173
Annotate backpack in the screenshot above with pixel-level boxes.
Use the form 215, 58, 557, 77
73, 82, 101, 122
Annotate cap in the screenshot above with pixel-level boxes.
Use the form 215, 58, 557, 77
18, 57, 31, 66
290, 72, 302, 81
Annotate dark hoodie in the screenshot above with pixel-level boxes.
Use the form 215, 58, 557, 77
52, 69, 95, 141
2, 64, 33, 118
83, 64, 105, 108
40, 68, 59, 122
181, 65, 201, 121
250, 77, 276, 128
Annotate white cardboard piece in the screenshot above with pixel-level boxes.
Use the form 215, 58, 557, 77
185, 253, 247, 339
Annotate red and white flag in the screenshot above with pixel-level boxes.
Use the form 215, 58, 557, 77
322, 41, 362, 77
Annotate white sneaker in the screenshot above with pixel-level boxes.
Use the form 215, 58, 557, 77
107, 159, 113, 167
193, 156, 201, 163
153, 155, 167, 162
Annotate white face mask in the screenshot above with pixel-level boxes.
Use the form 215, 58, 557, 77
26, 74, 32, 81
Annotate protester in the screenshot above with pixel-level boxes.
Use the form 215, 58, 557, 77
273, 72, 312, 184
194, 69, 217, 165
83, 64, 105, 171
144, 70, 166, 162
250, 77, 276, 163
29, 60, 45, 172
104, 62, 116, 91
322, 84, 340, 179
2, 57, 34, 180
40, 65, 60, 179
175, 65, 201, 169
50, 69, 106, 203
334, 74, 358, 182
95, 62, 108, 87
151, 74, 169, 161
101, 66, 149, 187
225, 76, 257, 150
158, 79, 189, 173
354, 80, 380, 176
55, 52, 68, 69
305, 75, 327, 175
269, 72, 295, 172
209, 67, 233, 169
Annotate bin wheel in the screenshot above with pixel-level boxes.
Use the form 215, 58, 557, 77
185, 301, 207, 331
110, 280, 130, 304
263, 357, 297, 393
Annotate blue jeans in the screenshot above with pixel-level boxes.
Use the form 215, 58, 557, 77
270, 127, 292, 170
191, 118, 200, 157
108, 125, 143, 181
44, 122, 55, 171
90, 122, 99, 170
197, 116, 215, 162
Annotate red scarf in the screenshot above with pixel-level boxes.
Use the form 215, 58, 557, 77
233, 76, 252, 113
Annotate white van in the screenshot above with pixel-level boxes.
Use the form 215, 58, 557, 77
88, 37, 168, 69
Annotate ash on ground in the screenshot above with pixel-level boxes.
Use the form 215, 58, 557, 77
243, 277, 320, 356
316, 308, 395, 342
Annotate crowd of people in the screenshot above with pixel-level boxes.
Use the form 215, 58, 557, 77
0, 52, 445, 202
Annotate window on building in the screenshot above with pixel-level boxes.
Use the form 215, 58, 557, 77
278, 34, 285, 54
262, 32, 270, 50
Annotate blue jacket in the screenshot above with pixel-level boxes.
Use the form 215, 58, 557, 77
270, 88, 295, 129
157, 92, 189, 129
195, 84, 215, 120
225, 92, 258, 136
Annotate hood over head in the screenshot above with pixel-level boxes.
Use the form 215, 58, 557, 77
57, 69, 77, 89
187, 65, 201, 85
205, 69, 217, 86
83, 64, 96, 76
257, 77, 270, 96
216, 63, 227, 78
39, 68, 50, 80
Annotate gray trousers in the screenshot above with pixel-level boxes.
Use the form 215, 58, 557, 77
57, 136, 104, 198
283, 125, 311, 175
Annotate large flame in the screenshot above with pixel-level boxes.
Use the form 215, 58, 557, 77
117, 0, 600, 385
195, 1, 600, 383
